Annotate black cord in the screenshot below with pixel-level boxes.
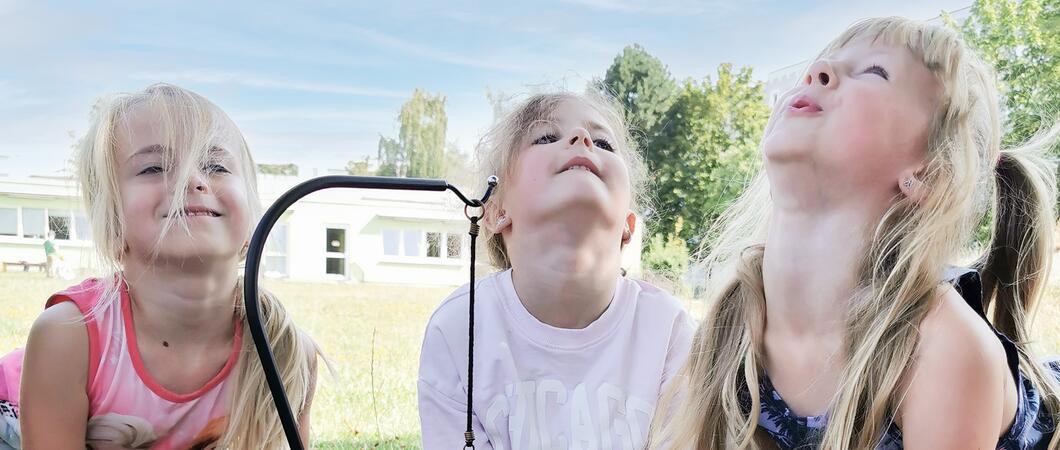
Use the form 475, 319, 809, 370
243, 175, 497, 450
465, 216, 479, 449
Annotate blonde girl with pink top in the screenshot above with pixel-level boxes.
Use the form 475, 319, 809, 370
0, 83, 319, 449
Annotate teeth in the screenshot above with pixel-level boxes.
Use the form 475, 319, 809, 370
565, 165, 591, 172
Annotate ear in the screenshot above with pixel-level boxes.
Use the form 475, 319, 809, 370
483, 200, 512, 234
621, 210, 637, 246
898, 168, 925, 203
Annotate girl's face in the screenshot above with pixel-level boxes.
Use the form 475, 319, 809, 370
115, 105, 252, 263
500, 99, 632, 235
762, 37, 940, 210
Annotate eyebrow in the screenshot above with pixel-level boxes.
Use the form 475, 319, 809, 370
586, 121, 613, 136
126, 144, 164, 163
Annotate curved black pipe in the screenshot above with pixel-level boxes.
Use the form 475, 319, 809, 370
243, 175, 497, 449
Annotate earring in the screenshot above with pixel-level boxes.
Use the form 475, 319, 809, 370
621, 229, 631, 244
903, 179, 914, 189
496, 215, 510, 227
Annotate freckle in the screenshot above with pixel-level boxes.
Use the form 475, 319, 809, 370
163, 341, 169, 347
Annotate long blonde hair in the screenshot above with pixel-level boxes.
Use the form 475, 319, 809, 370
650, 17, 1060, 449
76, 83, 319, 449
475, 89, 649, 268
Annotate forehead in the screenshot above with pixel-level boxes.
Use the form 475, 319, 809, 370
543, 99, 614, 135
115, 103, 243, 162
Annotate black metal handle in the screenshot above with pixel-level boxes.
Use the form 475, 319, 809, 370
243, 175, 497, 449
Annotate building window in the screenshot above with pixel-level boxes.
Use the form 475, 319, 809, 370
265, 222, 288, 277
74, 215, 90, 241
446, 233, 463, 259
48, 210, 71, 240
382, 229, 400, 256
426, 232, 442, 258
325, 227, 346, 276
402, 229, 422, 257
381, 228, 466, 261
0, 208, 16, 236
22, 208, 45, 239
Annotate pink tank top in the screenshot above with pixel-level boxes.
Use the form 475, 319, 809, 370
47, 277, 243, 450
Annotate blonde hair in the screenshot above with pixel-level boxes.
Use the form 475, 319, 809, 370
475, 89, 649, 268
76, 83, 319, 449
650, 17, 1060, 449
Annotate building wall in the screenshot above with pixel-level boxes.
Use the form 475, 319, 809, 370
0, 173, 644, 286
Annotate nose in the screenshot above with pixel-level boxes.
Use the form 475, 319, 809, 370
804, 59, 839, 89
188, 172, 209, 194
567, 128, 593, 150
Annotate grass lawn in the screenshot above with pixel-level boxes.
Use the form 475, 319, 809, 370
2, 268, 1060, 449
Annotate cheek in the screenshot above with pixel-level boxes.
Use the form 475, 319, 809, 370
217, 180, 252, 233
606, 155, 633, 205
828, 90, 917, 176
509, 153, 551, 194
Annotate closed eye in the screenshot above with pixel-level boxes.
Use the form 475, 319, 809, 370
593, 138, 615, 152
865, 64, 889, 80
138, 166, 164, 176
204, 163, 231, 174
532, 134, 559, 145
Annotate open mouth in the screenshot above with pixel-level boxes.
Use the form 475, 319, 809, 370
165, 207, 221, 218
559, 156, 601, 177
789, 95, 823, 113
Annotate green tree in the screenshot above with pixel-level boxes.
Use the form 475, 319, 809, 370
642, 217, 691, 276
376, 135, 405, 177
257, 163, 298, 176
603, 44, 678, 138
652, 64, 770, 249
376, 89, 448, 178
345, 156, 374, 176
948, 0, 1060, 148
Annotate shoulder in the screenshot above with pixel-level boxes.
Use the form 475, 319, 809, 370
913, 285, 1007, 380
626, 277, 695, 329
24, 301, 90, 384
424, 271, 502, 333
898, 285, 1009, 444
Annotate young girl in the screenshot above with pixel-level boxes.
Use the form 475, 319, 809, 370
4, 83, 319, 449
417, 91, 695, 449
651, 17, 1060, 449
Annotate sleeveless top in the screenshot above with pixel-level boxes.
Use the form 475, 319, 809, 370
752, 268, 1060, 449
0, 277, 243, 450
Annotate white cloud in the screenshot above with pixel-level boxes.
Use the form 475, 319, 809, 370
557, 0, 746, 15
130, 70, 409, 98
343, 26, 529, 73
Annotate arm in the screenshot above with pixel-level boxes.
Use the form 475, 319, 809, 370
417, 325, 493, 450
19, 301, 91, 449
298, 351, 318, 449
898, 289, 1010, 449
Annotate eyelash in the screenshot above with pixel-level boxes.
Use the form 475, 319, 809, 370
531, 134, 616, 152
865, 64, 889, 80
204, 163, 230, 174
138, 166, 163, 176
137, 164, 230, 176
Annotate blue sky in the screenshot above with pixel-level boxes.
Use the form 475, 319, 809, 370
1, 0, 971, 176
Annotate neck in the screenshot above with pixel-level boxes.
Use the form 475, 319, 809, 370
122, 255, 239, 348
506, 215, 623, 329
763, 207, 873, 339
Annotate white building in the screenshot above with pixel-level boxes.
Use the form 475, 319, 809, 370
0, 170, 643, 286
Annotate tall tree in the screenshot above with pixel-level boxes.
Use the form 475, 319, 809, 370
949, 0, 1060, 148
374, 89, 448, 178
651, 64, 770, 249
603, 44, 678, 138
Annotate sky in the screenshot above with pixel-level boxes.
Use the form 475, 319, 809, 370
0, 0, 972, 176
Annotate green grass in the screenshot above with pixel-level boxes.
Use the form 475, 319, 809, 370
3, 270, 1060, 449
0, 272, 449, 449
